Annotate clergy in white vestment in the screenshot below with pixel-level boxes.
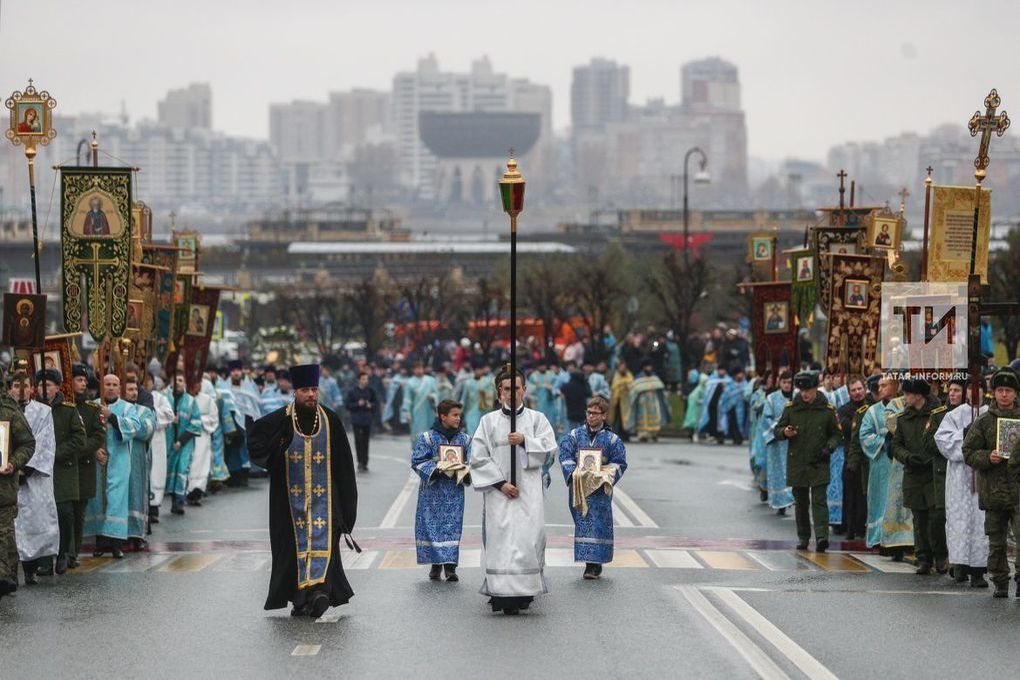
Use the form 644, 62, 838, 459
8, 373, 59, 579
470, 365, 558, 615
148, 388, 175, 521
935, 392, 989, 587
186, 383, 220, 502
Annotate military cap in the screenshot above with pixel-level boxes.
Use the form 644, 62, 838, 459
902, 378, 931, 396
36, 368, 62, 386
866, 374, 882, 392
72, 364, 89, 379
793, 370, 819, 390
991, 368, 1020, 391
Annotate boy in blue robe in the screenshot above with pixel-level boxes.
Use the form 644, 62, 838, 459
164, 373, 203, 515
558, 396, 627, 580
718, 366, 749, 445
761, 371, 795, 515
411, 399, 472, 581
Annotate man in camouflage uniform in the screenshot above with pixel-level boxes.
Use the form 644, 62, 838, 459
773, 371, 843, 552
838, 375, 872, 541
0, 366, 37, 599
70, 364, 106, 568
891, 378, 946, 575
965, 368, 1020, 598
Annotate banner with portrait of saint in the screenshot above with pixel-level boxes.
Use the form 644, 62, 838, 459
813, 224, 866, 312
787, 247, 816, 326
182, 285, 221, 392
142, 244, 179, 366
749, 282, 798, 377
824, 253, 885, 375
928, 185, 992, 284
60, 167, 133, 341
746, 232, 777, 281
32, 334, 79, 403
2, 292, 46, 349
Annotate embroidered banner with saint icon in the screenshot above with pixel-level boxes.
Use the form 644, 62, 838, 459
749, 281, 799, 377
142, 244, 179, 366
183, 285, 221, 392
60, 167, 133, 341
824, 253, 885, 375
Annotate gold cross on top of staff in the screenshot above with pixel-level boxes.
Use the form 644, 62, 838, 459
968, 89, 1010, 182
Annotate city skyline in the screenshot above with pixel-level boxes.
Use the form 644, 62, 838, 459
3, 1, 1020, 161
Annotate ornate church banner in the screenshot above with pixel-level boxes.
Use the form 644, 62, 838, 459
142, 244, 179, 366
928, 185, 991, 284
788, 247, 816, 326
824, 253, 885, 375
183, 285, 221, 392
813, 225, 865, 312
749, 282, 798, 377
60, 167, 133, 341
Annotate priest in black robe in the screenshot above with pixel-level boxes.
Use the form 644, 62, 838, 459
248, 363, 358, 619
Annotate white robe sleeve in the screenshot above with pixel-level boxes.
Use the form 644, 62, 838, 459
524, 410, 557, 469
25, 405, 56, 477
154, 392, 175, 432
935, 406, 985, 463
198, 393, 219, 434
469, 415, 506, 490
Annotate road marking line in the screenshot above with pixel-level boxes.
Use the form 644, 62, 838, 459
158, 554, 223, 572
608, 549, 649, 568
713, 588, 839, 680
612, 487, 658, 528
378, 550, 419, 569
212, 553, 272, 572
315, 609, 343, 624
72, 556, 115, 573
717, 479, 751, 489
103, 554, 174, 572
613, 501, 636, 527
674, 586, 789, 680
696, 551, 759, 571
379, 474, 418, 529
343, 550, 379, 570
459, 548, 481, 568
848, 553, 918, 573
291, 644, 321, 656
798, 552, 869, 572
545, 548, 577, 567
746, 551, 818, 572
645, 549, 703, 569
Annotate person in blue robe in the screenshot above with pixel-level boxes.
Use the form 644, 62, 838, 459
224, 360, 258, 486
718, 367, 749, 445
558, 396, 627, 579
205, 378, 231, 487
401, 363, 439, 443
164, 374, 203, 515
411, 400, 472, 581
318, 366, 344, 414
260, 369, 293, 417
761, 372, 795, 514
860, 376, 908, 553
698, 366, 733, 442
747, 375, 772, 500
457, 362, 493, 438
382, 364, 407, 431
823, 379, 850, 530
527, 362, 561, 435
123, 377, 156, 545
85, 374, 145, 558
583, 361, 611, 400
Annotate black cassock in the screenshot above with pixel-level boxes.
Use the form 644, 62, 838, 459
248, 405, 358, 610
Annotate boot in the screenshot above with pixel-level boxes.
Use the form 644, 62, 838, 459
23, 564, 38, 586
796, 540, 809, 551
309, 592, 330, 619
0, 579, 16, 599
110, 540, 124, 559
444, 564, 459, 582
915, 562, 933, 575
815, 539, 829, 554
970, 568, 988, 588
993, 582, 1009, 598
953, 565, 969, 583
428, 564, 442, 581
171, 495, 186, 515
67, 556, 80, 569
583, 563, 600, 580
934, 559, 948, 575
186, 489, 203, 507
149, 505, 160, 525
55, 555, 68, 575
35, 558, 54, 576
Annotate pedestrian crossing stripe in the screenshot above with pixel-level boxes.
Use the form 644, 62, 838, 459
65, 550, 920, 575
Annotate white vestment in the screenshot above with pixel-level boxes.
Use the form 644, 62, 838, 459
149, 390, 175, 506
470, 406, 557, 598
935, 404, 989, 568
187, 390, 219, 493
15, 401, 59, 561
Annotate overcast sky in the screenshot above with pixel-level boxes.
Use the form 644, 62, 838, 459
2, 0, 1019, 161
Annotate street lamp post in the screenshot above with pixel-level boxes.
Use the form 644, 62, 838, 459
498, 155, 525, 487
682, 147, 709, 267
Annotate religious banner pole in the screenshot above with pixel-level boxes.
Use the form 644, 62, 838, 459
499, 153, 525, 488
920, 167, 933, 279
5, 80, 57, 294
966, 88, 1010, 409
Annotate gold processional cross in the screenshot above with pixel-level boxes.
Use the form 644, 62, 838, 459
968, 89, 1010, 183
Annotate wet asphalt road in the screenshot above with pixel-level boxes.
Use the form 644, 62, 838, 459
3, 433, 1020, 680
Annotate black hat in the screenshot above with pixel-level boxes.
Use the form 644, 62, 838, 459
948, 377, 969, 391
263, 364, 277, 374
227, 359, 243, 371
793, 371, 819, 390
72, 363, 89, 379
36, 368, 62, 386
277, 369, 292, 382
87, 376, 100, 392
289, 364, 320, 390
866, 374, 882, 392
991, 369, 1020, 392
902, 378, 931, 396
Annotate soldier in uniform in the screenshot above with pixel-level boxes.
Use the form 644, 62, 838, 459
0, 366, 37, 600
837, 375, 872, 541
70, 364, 106, 569
773, 370, 843, 552
891, 378, 946, 575
36, 369, 86, 575
965, 368, 1020, 597
926, 378, 969, 582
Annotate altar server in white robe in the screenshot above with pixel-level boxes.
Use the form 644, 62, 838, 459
470, 365, 558, 615
9, 374, 59, 582
186, 383, 220, 505
148, 386, 175, 525
935, 393, 989, 587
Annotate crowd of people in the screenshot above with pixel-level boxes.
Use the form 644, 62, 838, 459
698, 357, 1020, 598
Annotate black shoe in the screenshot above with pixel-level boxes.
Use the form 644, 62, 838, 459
971, 573, 989, 588
815, 539, 829, 554
67, 556, 80, 569
993, 583, 1009, 598
953, 565, 969, 583
186, 490, 203, 506
594, 564, 603, 577
583, 563, 599, 580
290, 604, 308, 617
845, 532, 856, 541
55, 556, 68, 575
915, 562, 933, 575
171, 497, 186, 515
110, 545, 124, 559
444, 564, 458, 582
36, 563, 54, 577
777, 507, 787, 517
0, 579, 16, 599
890, 551, 904, 563
23, 570, 39, 586
429, 564, 442, 581
934, 560, 948, 574
796, 540, 809, 550
309, 592, 330, 618
502, 607, 520, 615
92, 548, 105, 557
759, 489, 768, 502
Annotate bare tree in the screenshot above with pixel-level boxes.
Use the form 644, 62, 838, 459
521, 257, 569, 362
989, 226, 1020, 361
567, 246, 626, 363
279, 281, 351, 357
344, 275, 392, 359
644, 251, 712, 375
468, 273, 508, 357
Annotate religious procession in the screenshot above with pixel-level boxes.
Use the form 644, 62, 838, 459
3, 9, 1020, 676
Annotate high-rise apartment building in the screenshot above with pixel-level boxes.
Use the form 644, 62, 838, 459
570, 58, 629, 132
157, 83, 212, 130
